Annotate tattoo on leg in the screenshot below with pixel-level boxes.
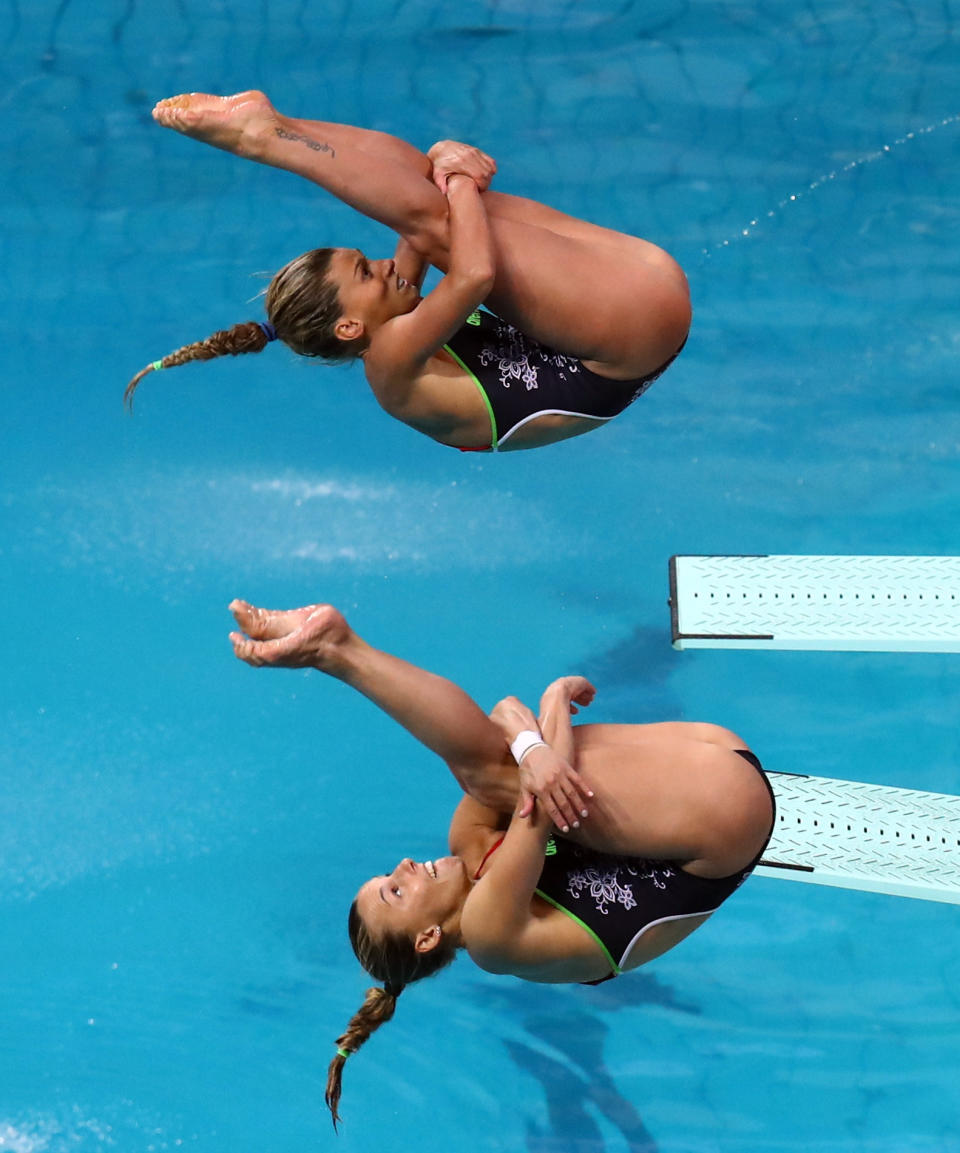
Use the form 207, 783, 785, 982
274, 127, 336, 158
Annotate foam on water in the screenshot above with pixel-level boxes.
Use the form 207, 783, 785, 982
0, 1111, 116, 1153
2, 467, 564, 589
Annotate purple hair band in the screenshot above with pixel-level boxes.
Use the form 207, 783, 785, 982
258, 321, 278, 342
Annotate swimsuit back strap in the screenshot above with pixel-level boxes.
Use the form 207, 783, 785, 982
473, 836, 505, 880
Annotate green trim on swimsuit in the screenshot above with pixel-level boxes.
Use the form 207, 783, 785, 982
534, 888, 622, 977
442, 343, 498, 450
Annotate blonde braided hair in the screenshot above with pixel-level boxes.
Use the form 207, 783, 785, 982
124, 247, 365, 411
325, 899, 458, 1129
124, 321, 271, 410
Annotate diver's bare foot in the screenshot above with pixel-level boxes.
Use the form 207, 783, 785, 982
152, 90, 279, 158
229, 600, 354, 673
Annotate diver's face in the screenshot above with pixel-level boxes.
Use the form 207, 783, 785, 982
328, 247, 419, 335
355, 856, 469, 947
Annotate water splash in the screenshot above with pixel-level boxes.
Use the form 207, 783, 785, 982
702, 113, 960, 256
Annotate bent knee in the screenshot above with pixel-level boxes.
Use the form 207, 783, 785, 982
655, 266, 692, 342
403, 211, 451, 267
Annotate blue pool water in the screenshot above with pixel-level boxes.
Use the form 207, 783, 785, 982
2, 1, 960, 1149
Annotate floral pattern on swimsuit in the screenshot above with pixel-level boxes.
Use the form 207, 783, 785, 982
566, 859, 678, 915
476, 313, 583, 392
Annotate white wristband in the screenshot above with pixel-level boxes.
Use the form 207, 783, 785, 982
510, 730, 548, 765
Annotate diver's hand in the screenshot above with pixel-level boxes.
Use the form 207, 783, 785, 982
427, 139, 497, 194
516, 744, 592, 834
490, 696, 593, 831
229, 599, 353, 673
490, 694, 541, 743
540, 675, 596, 716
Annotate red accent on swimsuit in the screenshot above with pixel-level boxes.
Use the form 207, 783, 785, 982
473, 837, 504, 880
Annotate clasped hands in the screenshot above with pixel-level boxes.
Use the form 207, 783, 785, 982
490, 677, 596, 834
427, 139, 497, 194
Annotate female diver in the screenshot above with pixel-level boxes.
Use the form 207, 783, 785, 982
227, 598, 775, 1124
126, 91, 691, 452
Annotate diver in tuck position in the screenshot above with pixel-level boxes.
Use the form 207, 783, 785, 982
127, 90, 690, 452
226, 597, 774, 1124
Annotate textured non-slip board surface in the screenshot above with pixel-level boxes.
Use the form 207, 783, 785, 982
759, 771, 960, 903
670, 555, 960, 651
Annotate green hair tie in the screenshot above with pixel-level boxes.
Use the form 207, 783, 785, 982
336, 1047, 351, 1060
151, 360, 164, 372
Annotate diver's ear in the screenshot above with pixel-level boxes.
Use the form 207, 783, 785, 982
414, 925, 442, 955
334, 316, 365, 342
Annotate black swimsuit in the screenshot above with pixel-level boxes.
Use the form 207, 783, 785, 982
443, 309, 683, 451
477, 750, 775, 983
541, 750, 775, 982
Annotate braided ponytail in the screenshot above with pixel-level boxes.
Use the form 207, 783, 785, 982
326, 899, 458, 1128
125, 245, 369, 411
124, 320, 275, 410
325, 984, 399, 1129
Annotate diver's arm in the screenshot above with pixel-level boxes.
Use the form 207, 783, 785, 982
489, 695, 593, 832
365, 176, 495, 410
538, 676, 597, 764
460, 797, 557, 975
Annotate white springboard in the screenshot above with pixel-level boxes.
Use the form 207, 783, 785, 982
670, 554, 960, 651
760, 771, 960, 903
